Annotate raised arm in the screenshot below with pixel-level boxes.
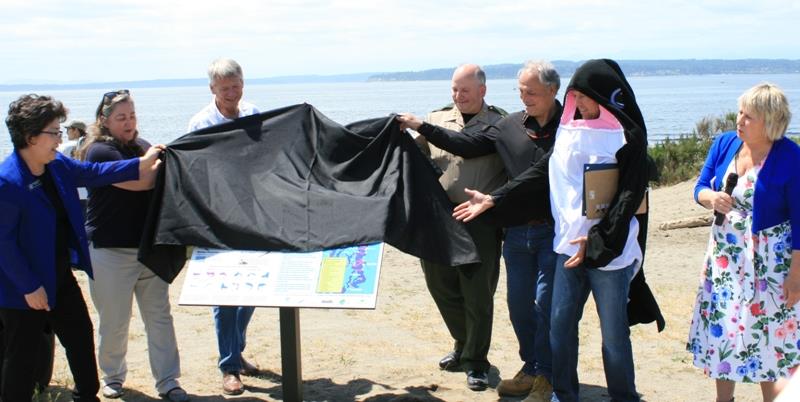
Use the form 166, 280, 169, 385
453, 149, 551, 224
113, 144, 163, 191
491, 148, 551, 207
396, 113, 496, 158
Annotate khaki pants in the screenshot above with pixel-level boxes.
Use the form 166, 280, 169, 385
88, 247, 181, 395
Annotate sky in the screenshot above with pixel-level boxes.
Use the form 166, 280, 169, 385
1, 0, 797, 84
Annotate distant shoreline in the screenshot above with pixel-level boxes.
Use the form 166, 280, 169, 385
2, 59, 799, 91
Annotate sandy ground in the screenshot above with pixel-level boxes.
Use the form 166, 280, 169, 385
41, 180, 770, 401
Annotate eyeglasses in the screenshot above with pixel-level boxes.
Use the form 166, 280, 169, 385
40, 129, 63, 138
102, 89, 130, 104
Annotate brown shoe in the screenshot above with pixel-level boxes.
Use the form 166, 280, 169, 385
222, 372, 244, 395
522, 376, 553, 402
497, 370, 536, 396
240, 357, 261, 376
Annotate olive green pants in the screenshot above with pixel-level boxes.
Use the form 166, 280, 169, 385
421, 221, 501, 372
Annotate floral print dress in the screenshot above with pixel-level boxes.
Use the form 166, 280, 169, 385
688, 158, 799, 382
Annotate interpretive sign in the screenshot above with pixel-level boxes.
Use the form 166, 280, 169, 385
178, 243, 384, 309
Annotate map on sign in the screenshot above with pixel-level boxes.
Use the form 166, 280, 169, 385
178, 243, 384, 309
316, 245, 379, 295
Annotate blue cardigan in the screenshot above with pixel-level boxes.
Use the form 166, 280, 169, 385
0, 151, 140, 309
694, 131, 800, 250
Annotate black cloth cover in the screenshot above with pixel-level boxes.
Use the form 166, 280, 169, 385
138, 104, 479, 283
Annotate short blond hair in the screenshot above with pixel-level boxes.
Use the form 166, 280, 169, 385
738, 83, 791, 141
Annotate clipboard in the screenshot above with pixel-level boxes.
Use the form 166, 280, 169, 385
583, 163, 647, 219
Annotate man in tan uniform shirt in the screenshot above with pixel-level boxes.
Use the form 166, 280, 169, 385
398, 64, 506, 391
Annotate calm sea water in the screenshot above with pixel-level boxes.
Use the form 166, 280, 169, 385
1, 74, 799, 159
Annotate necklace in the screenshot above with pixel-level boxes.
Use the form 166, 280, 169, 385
735, 141, 772, 176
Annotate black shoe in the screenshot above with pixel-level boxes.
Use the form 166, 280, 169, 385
438, 350, 462, 371
466, 369, 488, 391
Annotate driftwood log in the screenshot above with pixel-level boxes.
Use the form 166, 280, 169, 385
658, 215, 713, 230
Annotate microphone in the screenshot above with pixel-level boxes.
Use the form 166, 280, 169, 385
714, 173, 739, 226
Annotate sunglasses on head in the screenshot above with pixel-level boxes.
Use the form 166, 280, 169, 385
102, 89, 130, 104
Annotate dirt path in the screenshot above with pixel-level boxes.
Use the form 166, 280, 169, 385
44, 180, 767, 401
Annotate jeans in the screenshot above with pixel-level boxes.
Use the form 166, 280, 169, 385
502, 224, 556, 378
215, 305, 256, 373
550, 254, 639, 402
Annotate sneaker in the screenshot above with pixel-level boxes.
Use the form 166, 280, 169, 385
522, 376, 554, 402
497, 370, 536, 396
466, 369, 489, 391
101, 382, 124, 399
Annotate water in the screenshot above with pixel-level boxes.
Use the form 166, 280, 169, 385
2, 74, 799, 159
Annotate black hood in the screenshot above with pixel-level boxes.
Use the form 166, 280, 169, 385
565, 58, 647, 148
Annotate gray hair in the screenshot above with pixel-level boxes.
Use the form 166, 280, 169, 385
738, 82, 792, 141
473, 67, 486, 85
517, 60, 560, 92
207, 58, 243, 83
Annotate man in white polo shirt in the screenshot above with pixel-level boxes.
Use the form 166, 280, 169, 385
187, 58, 260, 396
188, 58, 259, 132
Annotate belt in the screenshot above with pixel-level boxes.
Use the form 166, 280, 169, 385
527, 218, 548, 226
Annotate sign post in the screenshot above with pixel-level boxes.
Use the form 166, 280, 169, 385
279, 307, 302, 401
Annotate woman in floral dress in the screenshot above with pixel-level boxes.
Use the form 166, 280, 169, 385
688, 83, 800, 402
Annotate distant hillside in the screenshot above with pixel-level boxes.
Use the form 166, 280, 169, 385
367, 59, 800, 81
2, 60, 798, 91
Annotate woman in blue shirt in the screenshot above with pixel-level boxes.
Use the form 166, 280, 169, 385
688, 83, 800, 402
0, 94, 162, 401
